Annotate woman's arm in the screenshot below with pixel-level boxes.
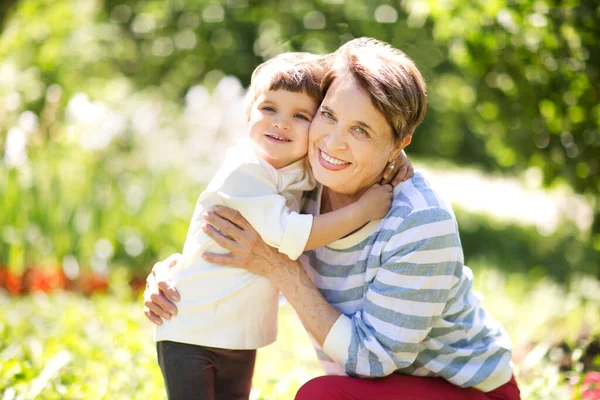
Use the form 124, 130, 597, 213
201, 206, 342, 346
202, 204, 462, 378
143, 254, 181, 325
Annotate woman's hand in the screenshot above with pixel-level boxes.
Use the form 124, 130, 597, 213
200, 206, 292, 277
143, 253, 181, 326
381, 150, 414, 186
202, 205, 342, 346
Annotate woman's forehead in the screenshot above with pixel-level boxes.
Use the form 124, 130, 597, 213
324, 77, 391, 133
325, 77, 368, 109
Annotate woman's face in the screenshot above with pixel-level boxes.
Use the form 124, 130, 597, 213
308, 75, 405, 196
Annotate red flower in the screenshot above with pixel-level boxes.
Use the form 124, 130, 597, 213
581, 372, 600, 400
5, 270, 23, 294
128, 276, 147, 296
80, 274, 109, 295
21, 267, 67, 293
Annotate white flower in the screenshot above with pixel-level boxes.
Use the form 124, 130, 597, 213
67, 92, 126, 150
19, 110, 39, 133
3, 126, 28, 168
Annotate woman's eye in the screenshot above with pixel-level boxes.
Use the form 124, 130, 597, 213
353, 126, 369, 136
320, 111, 335, 120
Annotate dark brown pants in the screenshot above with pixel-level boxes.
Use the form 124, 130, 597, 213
157, 341, 256, 400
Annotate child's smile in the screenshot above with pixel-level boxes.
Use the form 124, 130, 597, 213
248, 89, 319, 169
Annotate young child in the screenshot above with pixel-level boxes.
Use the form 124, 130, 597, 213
154, 53, 395, 399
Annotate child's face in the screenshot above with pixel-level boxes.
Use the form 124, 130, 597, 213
248, 89, 319, 169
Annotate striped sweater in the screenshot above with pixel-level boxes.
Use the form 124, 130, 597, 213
299, 171, 513, 392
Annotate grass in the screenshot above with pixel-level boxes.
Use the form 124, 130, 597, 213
1, 266, 599, 399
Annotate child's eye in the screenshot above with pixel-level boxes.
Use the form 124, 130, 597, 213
261, 106, 276, 112
294, 113, 310, 121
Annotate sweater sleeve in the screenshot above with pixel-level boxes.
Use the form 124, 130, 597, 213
216, 161, 313, 260
322, 207, 463, 377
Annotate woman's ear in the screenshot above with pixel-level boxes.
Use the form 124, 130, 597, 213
390, 135, 412, 161
401, 134, 412, 149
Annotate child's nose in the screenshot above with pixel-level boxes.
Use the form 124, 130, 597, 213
273, 118, 290, 130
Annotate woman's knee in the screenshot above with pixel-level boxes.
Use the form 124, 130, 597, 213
295, 376, 348, 400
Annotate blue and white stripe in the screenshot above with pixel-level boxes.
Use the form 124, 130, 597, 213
300, 171, 513, 391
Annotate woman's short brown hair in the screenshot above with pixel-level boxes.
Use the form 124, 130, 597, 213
322, 37, 427, 142
245, 52, 325, 117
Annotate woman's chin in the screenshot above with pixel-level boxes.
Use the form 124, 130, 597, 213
311, 168, 352, 194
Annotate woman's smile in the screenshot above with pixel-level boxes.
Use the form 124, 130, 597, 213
317, 148, 351, 171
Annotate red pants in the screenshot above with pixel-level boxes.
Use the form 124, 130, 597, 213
295, 374, 520, 400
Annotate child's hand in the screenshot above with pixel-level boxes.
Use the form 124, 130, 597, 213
358, 183, 394, 221
381, 150, 414, 186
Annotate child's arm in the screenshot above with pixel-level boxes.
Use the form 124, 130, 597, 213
202, 153, 393, 260
304, 183, 394, 251
205, 160, 314, 261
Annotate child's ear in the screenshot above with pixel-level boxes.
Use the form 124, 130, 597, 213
244, 96, 253, 121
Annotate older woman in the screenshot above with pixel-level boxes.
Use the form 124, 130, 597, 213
144, 38, 520, 399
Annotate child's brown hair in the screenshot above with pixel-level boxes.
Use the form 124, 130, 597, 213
245, 52, 325, 118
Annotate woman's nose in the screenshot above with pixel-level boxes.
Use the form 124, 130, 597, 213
325, 128, 347, 150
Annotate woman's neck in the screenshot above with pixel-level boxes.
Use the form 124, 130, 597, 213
321, 186, 365, 213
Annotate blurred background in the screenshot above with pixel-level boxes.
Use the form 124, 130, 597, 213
0, 0, 598, 399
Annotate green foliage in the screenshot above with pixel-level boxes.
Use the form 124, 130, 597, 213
1, 2, 598, 396
472, 270, 600, 400
422, 0, 600, 233
1, 0, 597, 281
0, 291, 165, 399
1, 269, 598, 399
0, 140, 192, 273
457, 208, 599, 281
1, 0, 597, 215
0, 287, 320, 399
